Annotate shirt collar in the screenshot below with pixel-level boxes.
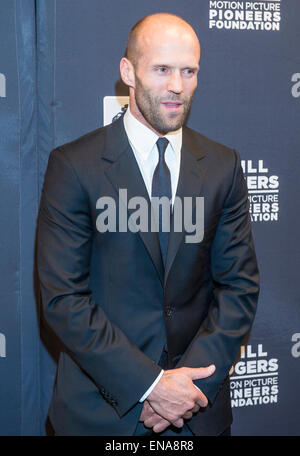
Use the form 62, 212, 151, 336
123, 106, 182, 160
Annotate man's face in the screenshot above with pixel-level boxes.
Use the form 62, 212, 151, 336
130, 25, 200, 135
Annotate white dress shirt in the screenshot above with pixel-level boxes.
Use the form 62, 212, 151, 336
123, 107, 182, 402
123, 106, 182, 205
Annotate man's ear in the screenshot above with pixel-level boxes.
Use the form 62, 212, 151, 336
120, 57, 135, 88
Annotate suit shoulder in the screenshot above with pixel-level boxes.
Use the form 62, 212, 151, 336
184, 125, 236, 157
183, 126, 241, 186
51, 124, 109, 165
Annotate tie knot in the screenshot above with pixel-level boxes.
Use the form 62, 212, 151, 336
156, 137, 169, 158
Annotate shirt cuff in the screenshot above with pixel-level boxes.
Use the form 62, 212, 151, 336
139, 370, 164, 402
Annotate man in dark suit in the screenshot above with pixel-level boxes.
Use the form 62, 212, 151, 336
37, 13, 259, 436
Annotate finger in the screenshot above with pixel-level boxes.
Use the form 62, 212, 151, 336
191, 404, 200, 413
140, 402, 154, 421
195, 392, 208, 408
152, 419, 171, 433
182, 401, 200, 419
144, 413, 168, 429
187, 365, 216, 381
171, 417, 184, 428
145, 399, 155, 410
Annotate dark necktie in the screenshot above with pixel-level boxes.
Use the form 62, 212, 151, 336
151, 137, 172, 266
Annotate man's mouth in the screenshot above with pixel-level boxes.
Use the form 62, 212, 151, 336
162, 102, 183, 111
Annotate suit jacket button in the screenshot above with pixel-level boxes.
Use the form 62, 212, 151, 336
165, 308, 173, 317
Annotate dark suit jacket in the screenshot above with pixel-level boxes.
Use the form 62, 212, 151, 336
37, 115, 259, 436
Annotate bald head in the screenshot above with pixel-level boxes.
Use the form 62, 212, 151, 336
125, 13, 200, 67
120, 13, 201, 135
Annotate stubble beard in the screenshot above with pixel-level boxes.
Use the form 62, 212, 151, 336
134, 76, 194, 135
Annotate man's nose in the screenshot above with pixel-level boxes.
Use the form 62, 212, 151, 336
167, 70, 183, 94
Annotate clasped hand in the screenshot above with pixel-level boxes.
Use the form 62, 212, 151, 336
139, 365, 216, 433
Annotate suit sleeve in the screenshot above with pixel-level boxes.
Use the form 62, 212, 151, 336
175, 149, 259, 404
37, 147, 162, 417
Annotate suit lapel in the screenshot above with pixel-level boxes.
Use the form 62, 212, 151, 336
164, 127, 206, 286
102, 116, 164, 286
100, 118, 206, 289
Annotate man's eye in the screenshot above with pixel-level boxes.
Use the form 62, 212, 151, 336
182, 69, 195, 76
156, 67, 168, 73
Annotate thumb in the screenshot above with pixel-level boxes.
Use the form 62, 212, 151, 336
187, 364, 216, 381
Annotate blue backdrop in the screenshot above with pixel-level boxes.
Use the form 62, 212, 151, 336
0, 0, 299, 435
